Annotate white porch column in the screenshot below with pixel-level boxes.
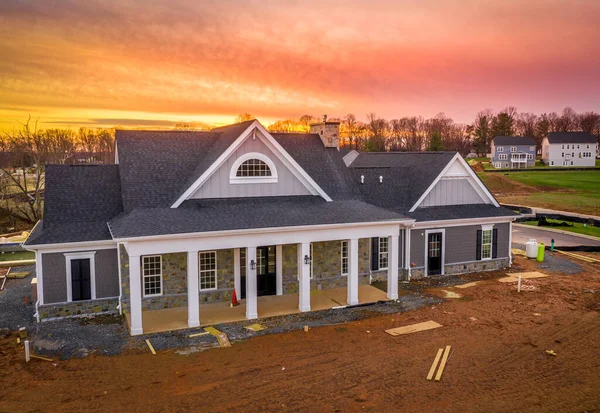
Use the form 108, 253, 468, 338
245, 246, 258, 319
387, 234, 399, 300
129, 254, 143, 336
297, 242, 311, 312
405, 227, 412, 279
187, 251, 200, 328
347, 238, 359, 305
276, 245, 283, 296
233, 248, 241, 299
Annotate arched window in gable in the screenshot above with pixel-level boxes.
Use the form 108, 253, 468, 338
229, 152, 278, 184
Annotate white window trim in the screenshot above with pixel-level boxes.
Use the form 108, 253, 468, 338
198, 251, 218, 291
378, 237, 389, 270
64, 251, 97, 302
341, 240, 349, 276
229, 152, 279, 184
423, 229, 445, 277
481, 224, 494, 261
497, 146, 504, 152
142, 255, 163, 297
510, 146, 517, 152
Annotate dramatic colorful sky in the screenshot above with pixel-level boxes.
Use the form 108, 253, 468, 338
1, 0, 599, 130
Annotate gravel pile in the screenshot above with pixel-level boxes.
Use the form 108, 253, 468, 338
536, 252, 583, 275
0, 265, 36, 331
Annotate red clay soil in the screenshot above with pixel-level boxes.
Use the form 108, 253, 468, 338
1, 256, 600, 413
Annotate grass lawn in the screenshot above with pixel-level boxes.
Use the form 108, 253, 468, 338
479, 170, 600, 215
0, 250, 35, 262
522, 219, 600, 238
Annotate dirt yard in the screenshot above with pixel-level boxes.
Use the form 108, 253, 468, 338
1, 255, 599, 412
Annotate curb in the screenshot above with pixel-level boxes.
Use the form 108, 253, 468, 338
513, 223, 600, 242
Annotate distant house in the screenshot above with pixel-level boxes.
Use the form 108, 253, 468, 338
542, 132, 598, 167
490, 136, 536, 169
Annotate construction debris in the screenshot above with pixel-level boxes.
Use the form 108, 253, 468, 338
188, 331, 210, 338
385, 320, 442, 336
30, 354, 53, 362
244, 323, 266, 332
204, 326, 231, 348
498, 271, 549, 283
434, 346, 452, 381
145, 339, 156, 355
441, 290, 462, 298
426, 348, 444, 381
555, 250, 600, 264
304, 325, 309, 332
454, 281, 479, 289
18, 327, 27, 339
545, 350, 557, 356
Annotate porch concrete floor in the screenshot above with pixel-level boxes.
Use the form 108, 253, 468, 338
126, 285, 388, 335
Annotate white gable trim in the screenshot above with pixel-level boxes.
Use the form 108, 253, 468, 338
171, 120, 332, 207
409, 153, 499, 212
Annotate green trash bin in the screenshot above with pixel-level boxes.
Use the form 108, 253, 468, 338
536, 242, 545, 262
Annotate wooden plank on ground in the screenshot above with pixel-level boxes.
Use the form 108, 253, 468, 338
204, 326, 232, 348
145, 339, 156, 355
556, 250, 599, 263
434, 345, 452, 382
454, 281, 480, 289
426, 348, 444, 381
498, 271, 549, 283
30, 354, 53, 362
189, 331, 210, 338
385, 320, 442, 336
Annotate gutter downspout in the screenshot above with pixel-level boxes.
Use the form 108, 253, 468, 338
116, 243, 123, 315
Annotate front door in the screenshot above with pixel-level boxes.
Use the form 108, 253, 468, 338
427, 233, 442, 276
71, 258, 92, 301
257, 246, 277, 296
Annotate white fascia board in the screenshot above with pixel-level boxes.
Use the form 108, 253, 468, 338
409, 153, 499, 212
123, 219, 415, 256
24, 240, 118, 253
171, 120, 332, 207
412, 215, 516, 229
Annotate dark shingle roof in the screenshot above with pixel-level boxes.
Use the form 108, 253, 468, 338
406, 204, 518, 222
25, 165, 122, 245
547, 132, 597, 144
349, 152, 456, 213
108, 197, 407, 239
272, 133, 363, 200
493, 136, 535, 146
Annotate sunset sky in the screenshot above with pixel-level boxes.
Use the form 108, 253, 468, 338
1, 0, 599, 130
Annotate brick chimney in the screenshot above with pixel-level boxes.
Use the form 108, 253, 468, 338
310, 115, 340, 149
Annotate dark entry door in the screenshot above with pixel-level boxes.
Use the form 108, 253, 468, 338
257, 246, 276, 296
71, 258, 91, 301
427, 233, 442, 276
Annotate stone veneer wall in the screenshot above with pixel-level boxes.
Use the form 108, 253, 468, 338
120, 244, 130, 314
39, 298, 118, 320
409, 257, 510, 279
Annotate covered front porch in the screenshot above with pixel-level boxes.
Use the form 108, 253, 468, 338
125, 284, 388, 334
120, 219, 411, 336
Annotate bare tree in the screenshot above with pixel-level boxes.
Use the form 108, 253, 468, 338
556, 107, 579, 132
579, 111, 600, 136
235, 113, 255, 123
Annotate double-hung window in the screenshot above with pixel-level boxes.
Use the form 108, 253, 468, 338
497, 147, 504, 152
341, 241, 349, 275
481, 228, 493, 260
143, 255, 162, 297
199, 251, 217, 290
378, 237, 389, 269
510, 146, 517, 152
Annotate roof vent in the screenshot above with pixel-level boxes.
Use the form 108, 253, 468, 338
379, 176, 383, 184
360, 175, 364, 184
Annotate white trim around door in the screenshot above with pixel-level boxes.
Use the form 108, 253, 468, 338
64, 251, 97, 302
424, 229, 445, 277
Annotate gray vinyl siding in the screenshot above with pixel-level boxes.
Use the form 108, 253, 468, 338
94, 249, 120, 298
410, 222, 510, 268
41, 248, 119, 304
419, 179, 485, 207
190, 133, 312, 199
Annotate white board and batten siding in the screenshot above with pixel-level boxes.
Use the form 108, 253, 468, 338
420, 178, 486, 207
190, 134, 312, 199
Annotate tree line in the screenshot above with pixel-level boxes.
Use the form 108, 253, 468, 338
265, 107, 600, 155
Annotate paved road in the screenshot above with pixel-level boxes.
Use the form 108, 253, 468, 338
512, 225, 600, 247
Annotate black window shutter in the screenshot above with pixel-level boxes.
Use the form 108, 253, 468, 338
492, 228, 498, 259
371, 237, 379, 271
476, 230, 482, 261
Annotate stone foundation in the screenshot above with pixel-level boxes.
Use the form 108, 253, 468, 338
444, 257, 510, 275
39, 298, 118, 319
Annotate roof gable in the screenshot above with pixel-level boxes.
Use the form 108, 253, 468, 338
171, 121, 332, 207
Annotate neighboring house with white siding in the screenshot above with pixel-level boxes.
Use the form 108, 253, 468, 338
24, 119, 517, 336
542, 132, 598, 167
490, 136, 536, 169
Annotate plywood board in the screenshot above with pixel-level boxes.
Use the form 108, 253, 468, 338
498, 271, 549, 283
385, 320, 442, 336
441, 290, 462, 298
244, 323, 266, 332
454, 281, 480, 289
204, 326, 232, 348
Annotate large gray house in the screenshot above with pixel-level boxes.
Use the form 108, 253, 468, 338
24, 119, 517, 335
490, 136, 536, 169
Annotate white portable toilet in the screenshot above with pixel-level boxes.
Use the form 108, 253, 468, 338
526, 239, 538, 259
